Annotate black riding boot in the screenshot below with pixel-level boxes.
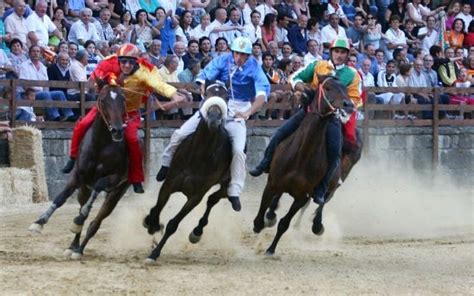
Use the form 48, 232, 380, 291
156, 166, 169, 182
313, 117, 342, 205
132, 183, 145, 194
249, 109, 306, 177
228, 196, 241, 212
62, 157, 76, 174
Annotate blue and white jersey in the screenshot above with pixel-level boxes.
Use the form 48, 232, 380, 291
196, 53, 270, 103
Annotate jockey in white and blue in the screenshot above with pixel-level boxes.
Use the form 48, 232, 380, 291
156, 36, 271, 211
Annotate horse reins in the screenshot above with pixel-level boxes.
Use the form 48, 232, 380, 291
316, 77, 336, 117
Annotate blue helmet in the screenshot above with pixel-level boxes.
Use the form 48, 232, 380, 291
230, 37, 253, 55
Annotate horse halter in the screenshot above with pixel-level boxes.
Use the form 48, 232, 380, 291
96, 87, 128, 132
315, 76, 337, 117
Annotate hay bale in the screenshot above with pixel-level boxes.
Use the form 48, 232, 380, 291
0, 168, 33, 207
9, 126, 48, 203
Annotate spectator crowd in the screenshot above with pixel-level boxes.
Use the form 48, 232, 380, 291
0, 0, 473, 121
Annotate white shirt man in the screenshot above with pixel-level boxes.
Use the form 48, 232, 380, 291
26, 0, 61, 47
243, 10, 262, 44
4, 0, 29, 46
360, 59, 375, 87
68, 8, 100, 45
223, 8, 244, 46
68, 50, 88, 96
455, 4, 472, 33
208, 8, 229, 48
321, 14, 347, 54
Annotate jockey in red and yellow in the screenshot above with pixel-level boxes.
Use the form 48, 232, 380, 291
62, 43, 187, 193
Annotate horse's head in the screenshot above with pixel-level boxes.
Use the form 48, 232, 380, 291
200, 81, 228, 131
304, 75, 354, 120
96, 82, 126, 142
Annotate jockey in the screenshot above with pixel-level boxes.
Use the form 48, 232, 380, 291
61, 43, 187, 194
249, 37, 362, 205
155, 36, 271, 212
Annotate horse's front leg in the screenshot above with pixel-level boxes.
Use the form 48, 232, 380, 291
63, 187, 91, 259
143, 181, 174, 235
312, 203, 325, 236
189, 183, 228, 244
253, 185, 276, 233
146, 195, 203, 264
71, 176, 115, 233
71, 182, 129, 260
266, 195, 309, 256
265, 193, 282, 228
28, 178, 79, 233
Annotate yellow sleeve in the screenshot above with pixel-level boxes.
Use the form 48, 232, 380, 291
347, 69, 363, 109
137, 66, 177, 99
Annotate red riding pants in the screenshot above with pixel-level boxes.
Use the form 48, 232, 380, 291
70, 106, 144, 183
342, 111, 357, 148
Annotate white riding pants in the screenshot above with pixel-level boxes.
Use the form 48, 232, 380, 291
161, 100, 250, 197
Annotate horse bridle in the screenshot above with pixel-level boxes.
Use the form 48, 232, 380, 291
96, 86, 128, 132
315, 76, 337, 117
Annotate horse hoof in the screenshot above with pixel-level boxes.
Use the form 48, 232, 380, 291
312, 224, 325, 236
144, 258, 156, 265
253, 226, 263, 234
142, 216, 151, 229
189, 231, 201, 244
264, 215, 277, 228
63, 249, 73, 259
70, 223, 83, 234
28, 223, 43, 234
71, 252, 82, 260
264, 249, 275, 257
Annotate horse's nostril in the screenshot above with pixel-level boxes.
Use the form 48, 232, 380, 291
110, 128, 117, 134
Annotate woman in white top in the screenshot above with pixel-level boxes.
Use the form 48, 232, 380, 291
132, 9, 159, 48
175, 10, 193, 44
406, 0, 444, 27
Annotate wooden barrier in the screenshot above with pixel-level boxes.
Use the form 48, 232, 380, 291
1, 80, 473, 169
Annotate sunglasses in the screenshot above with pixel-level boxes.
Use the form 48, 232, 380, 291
118, 57, 137, 65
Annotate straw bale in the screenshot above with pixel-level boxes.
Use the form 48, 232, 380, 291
9, 126, 48, 203
0, 168, 33, 207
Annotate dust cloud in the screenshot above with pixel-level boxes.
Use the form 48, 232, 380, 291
106, 155, 472, 256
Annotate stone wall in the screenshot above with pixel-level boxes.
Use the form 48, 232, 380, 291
28, 126, 474, 199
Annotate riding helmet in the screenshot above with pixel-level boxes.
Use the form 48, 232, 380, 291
116, 43, 140, 59
230, 37, 253, 55
330, 38, 351, 52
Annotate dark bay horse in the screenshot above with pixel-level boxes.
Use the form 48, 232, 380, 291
253, 76, 357, 255
143, 82, 232, 263
28, 82, 130, 260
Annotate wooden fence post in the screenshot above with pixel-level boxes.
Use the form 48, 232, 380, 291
432, 88, 439, 168
9, 80, 17, 127
362, 98, 370, 155
79, 82, 86, 117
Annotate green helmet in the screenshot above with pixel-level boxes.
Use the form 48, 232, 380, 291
330, 38, 351, 52
230, 36, 253, 55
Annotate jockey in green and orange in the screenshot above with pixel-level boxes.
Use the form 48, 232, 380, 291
250, 37, 362, 205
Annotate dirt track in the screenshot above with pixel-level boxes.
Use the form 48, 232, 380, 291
1, 163, 473, 295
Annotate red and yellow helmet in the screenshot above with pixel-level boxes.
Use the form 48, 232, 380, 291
116, 43, 140, 59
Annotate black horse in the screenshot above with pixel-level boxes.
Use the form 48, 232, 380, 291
29, 82, 130, 260
252, 76, 357, 255
143, 82, 232, 263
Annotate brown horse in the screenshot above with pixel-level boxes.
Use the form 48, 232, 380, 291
28, 82, 130, 260
143, 82, 232, 263
252, 76, 358, 255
